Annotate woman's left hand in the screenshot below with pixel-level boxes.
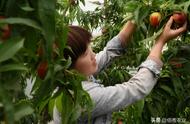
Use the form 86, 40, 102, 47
159, 16, 187, 43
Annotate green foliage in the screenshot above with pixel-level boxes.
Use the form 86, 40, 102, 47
0, 0, 190, 123
0, 0, 92, 123
0, 37, 24, 62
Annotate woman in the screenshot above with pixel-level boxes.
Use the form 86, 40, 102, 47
54, 16, 187, 124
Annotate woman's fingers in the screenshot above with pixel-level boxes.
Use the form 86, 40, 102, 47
173, 21, 187, 35
166, 16, 174, 28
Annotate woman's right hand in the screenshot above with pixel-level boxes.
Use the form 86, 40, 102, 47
148, 16, 187, 61
159, 16, 187, 43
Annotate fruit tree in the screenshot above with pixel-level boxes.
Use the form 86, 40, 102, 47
0, 0, 190, 124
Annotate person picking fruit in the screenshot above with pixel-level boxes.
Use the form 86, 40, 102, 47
53, 16, 187, 124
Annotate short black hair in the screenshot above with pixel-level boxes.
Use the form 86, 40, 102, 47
64, 26, 92, 67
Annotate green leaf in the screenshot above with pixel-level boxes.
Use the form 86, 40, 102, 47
140, 27, 163, 43
0, 64, 28, 72
61, 90, 74, 124
0, 87, 14, 124
55, 90, 74, 124
70, 104, 82, 122
55, 93, 63, 113
0, 18, 42, 31
134, 99, 144, 117
18, 1, 34, 12
57, 25, 68, 57
134, 5, 141, 26
38, 0, 55, 59
0, 37, 24, 63
20, 6, 34, 11
181, 1, 190, 13
14, 100, 34, 121
172, 77, 184, 99
38, 97, 51, 113
160, 84, 175, 96
32, 78, 55, 112
61, 57, 72, 69
125, 1, 139, 12
48, 98, 56, 118
80, 0, 85, 6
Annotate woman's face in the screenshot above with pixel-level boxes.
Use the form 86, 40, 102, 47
74, 45, 98, 76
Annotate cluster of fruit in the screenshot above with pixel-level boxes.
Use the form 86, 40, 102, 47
36, 43, 58, 79
149, 11, 188, 27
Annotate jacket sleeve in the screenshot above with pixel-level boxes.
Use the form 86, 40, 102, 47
82, 58, 163, 118
94, 35, 124, 75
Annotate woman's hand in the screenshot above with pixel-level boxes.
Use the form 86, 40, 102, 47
159, 16, 187, 43
148, 16, 187, 61
118, 21, 137, 47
